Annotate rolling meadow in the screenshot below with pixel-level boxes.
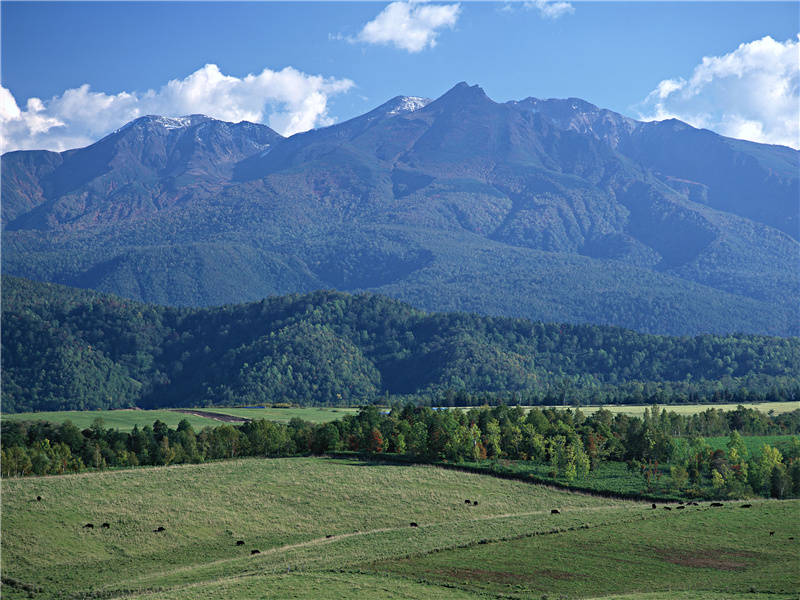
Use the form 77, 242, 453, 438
2, 457, 799, 599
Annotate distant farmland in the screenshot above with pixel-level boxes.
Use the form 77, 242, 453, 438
1, 407, 358, 431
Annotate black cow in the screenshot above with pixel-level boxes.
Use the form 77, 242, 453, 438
770, 531, 775, 536
153, 526, 166, 532
710, 502, 724, 507
410, 522, 418, 527
472, 501, 479, 506
551, 509, 560, 515
236, 540, 245, 546
676, 506, 685, 510
326, 535, 333, 539
652, 503, 657, 509
664, 506, 672, 511
83, 523, 94, 529
464, 500, 471, 505
740, 504, 752, 508
251, 549, 260, 555
36, 496, 42, 502
101, 522, 110, 528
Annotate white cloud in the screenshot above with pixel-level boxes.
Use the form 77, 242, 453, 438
0, 64, 354, 153
353, 1, 460, 53
639, 35, 800, 149
523, 0, 574, 19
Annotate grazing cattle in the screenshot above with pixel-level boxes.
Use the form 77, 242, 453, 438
251, 549, 260, 555
740, 504, 752, 508
789, 537, 794, 540
710, 502, 724, 507
472, 501, 478, 506
769, 531, 775, 536
664, 506, 672, 511
409, 522, 418, 527
551, 509, 560, 515
676, 506, 685, 510
153, 526, 166, 532
652, 503, 657, 509
83, 523, 94, 529
36, 496, 42, 502
326, 535, 333, 539
464, 500, 471, 505
101, 523, 110, 528
236, 540, 245, 546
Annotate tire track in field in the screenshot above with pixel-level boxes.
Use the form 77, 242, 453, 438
100, 503, 658, 598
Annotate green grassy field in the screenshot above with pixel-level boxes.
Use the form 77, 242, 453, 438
704, 434, 798, 456
5, 401, 796, 433
1, 408, 221, 431
206, 406, 360, 423
2, 457, 798, 599
1, 406, 358, 431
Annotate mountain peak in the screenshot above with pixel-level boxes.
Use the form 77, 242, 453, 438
436, 82, 493, 105
113, 114, 213, 135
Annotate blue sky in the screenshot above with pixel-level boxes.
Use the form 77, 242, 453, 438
1, 1, 798, 151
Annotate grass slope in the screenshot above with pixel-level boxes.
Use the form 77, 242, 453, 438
371, 500, 799, 598
2, 458, 797, 599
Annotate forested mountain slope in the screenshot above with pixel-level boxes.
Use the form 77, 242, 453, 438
3, 84, 798, 335
3, 276, 798, 413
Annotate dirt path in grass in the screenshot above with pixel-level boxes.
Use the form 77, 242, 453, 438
171, 409, 251, 423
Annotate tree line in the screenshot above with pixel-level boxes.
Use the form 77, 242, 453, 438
3, 404, 799, 500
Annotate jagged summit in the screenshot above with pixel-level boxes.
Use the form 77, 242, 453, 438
433, 81, 493, 106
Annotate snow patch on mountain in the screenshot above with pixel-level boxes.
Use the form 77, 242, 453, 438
386, 96, 431, 116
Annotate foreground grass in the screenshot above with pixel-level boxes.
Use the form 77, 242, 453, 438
369, 500, 800, 598
1, 457, 631, 598
2, 457, 797, 599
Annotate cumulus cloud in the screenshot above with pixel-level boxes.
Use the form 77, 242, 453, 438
639, 35, 800, 149
523, 0, 574, 19
0, 64, 354, 153
353, 1, 460, 53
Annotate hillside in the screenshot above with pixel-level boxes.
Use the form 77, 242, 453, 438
2, 84, 798, 336
2, 276, 798, 413
2, 457, 798, 599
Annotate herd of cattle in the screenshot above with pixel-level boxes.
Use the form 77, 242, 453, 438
31, 495, 793, 555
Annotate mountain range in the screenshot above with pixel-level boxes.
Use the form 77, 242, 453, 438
3, 82, 798, 336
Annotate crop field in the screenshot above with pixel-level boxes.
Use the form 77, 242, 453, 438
2, 457, 798, 599
1, 406, 357, 431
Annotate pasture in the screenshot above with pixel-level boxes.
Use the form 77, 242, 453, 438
2, 457, 798, 599
202, 406, 360, 423
1, 406, 357, 431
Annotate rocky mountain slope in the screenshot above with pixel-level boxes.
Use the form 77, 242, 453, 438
3, 83, 798, 335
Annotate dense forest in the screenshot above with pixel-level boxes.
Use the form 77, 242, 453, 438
3, 404, 800, 500
3, 276, 799, 413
